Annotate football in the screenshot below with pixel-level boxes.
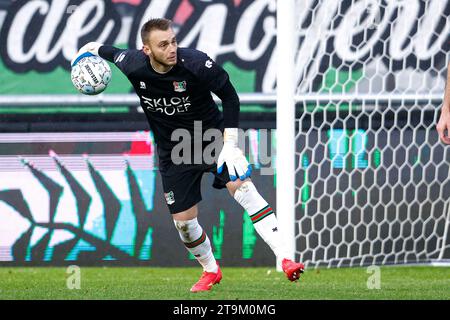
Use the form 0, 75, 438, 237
71, 53, 111, 95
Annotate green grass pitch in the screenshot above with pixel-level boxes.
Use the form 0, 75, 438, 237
0, 266, 448, 300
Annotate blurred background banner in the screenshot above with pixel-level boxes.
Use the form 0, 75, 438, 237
0, 129, 276, 266
0, 0, 448, 96
0, 0, 449, 267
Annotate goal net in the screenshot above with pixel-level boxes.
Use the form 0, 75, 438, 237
293, 0, 450, 268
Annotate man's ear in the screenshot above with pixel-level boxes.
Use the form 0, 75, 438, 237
142, 45, 152, 57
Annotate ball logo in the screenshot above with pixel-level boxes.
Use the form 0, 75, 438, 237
84, 65, 99, 84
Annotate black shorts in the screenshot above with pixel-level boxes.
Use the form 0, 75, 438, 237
160, 162, 231, 214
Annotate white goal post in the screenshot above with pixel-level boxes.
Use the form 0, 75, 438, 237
276, 0, 297, 267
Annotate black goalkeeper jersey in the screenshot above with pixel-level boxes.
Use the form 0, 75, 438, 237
98, 46, 240, 166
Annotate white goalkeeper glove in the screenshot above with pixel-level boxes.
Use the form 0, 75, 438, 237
217, 128, 252, 181
71, 42, 103, 67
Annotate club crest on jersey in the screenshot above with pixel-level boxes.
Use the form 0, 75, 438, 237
173, 81, 187, 92
164, 191, 175, 205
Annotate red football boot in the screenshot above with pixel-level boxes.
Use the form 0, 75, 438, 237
282, 258, 305, 282
190, 264, 222, 293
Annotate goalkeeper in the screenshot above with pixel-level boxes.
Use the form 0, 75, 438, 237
437, 62, 450, 144
72, 18, 304, 293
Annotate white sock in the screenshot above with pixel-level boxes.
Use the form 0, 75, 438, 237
174, 218, 218, 273
234, 181, 289, 260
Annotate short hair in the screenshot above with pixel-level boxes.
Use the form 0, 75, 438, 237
141, 18, 173, 45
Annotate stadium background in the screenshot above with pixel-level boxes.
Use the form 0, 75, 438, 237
0, 0, 449, 268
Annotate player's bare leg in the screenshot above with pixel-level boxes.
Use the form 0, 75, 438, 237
227, 178, 305, 282
173, 205, 222, 292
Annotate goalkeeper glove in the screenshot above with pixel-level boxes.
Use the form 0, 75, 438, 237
71, 42, 103, 67
217, 128, 252, 181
